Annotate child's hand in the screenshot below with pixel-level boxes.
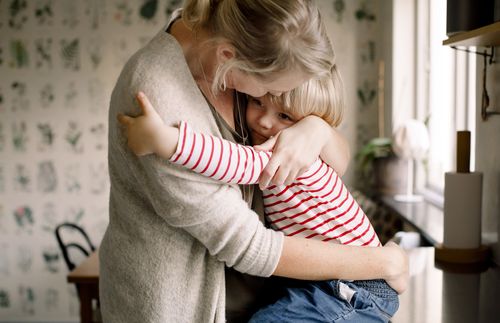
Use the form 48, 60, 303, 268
117, 92, 167, 156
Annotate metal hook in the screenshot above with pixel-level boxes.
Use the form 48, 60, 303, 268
451, 46, 495, 64
481, 50, 500, 120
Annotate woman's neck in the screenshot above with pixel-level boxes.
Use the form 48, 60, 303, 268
170, 20, 235, 129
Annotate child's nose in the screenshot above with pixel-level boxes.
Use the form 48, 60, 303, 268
258, 115, 273, 129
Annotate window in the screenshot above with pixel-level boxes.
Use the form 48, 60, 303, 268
392, 0, 476, 204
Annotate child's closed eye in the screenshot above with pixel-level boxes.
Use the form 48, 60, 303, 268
278, 113, 294, 122
250, 97, 264, 107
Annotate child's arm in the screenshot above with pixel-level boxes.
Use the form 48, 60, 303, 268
119, 92, 275, 185
118, 92, 179, 160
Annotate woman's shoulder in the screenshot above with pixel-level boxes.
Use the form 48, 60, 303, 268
125, 32, 186, 79
115, 30, 199, 105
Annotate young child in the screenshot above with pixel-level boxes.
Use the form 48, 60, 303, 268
118, 69, 399, 322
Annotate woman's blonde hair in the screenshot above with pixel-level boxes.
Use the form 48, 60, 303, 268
271, 64, 345, 127
183, 0, 334, 93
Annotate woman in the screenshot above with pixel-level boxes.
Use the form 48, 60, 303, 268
99, 1, 408, 322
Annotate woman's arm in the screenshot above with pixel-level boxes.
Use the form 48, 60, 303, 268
256, 115, 350, 189
276, 238, 409, 294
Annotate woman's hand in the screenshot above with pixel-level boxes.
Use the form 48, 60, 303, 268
254, 115, 349, 189
118, 92, 178, 159
382, 241, 409, 294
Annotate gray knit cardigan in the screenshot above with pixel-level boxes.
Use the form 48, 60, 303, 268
99, 26, 284, 323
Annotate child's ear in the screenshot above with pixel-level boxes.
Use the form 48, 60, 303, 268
216, 43, 235, 63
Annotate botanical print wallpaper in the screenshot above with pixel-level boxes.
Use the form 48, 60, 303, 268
316, 0, 382, 185
0, 0, 182, 321
0, 0, 381, 321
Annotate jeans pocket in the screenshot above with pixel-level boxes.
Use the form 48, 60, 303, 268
349, 290, 395, 322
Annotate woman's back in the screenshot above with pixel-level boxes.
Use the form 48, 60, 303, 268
99, 29, 283, 322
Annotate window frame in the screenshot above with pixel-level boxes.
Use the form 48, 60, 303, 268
391, 0, 476, 208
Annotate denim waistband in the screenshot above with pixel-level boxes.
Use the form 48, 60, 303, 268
352, 279, 398, 300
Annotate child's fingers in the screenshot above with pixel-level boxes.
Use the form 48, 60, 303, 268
254, 134, 278, 152
117, 114, 133, 125
136, 91, 155, 115
259, 157, 281, 189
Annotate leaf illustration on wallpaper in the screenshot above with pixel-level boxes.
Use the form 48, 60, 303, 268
60, 0, 79, 28
113, 0, 133, 26
165, 0, 182, 17
355, 2, 376, 22
40, 83, 55, 109
0, 87, 4, 113
91, 217, 109, 243
0, 166, 4, 192
89, 163, 108, 194
64, 81, 78, 109
34, 0, 54, 26
42, 247, 60, 273
0, 290, 10, 308
37, 123, 55, 151
60, 39, 80, 71
112, 38, 130, 67
45, 288, 59, 311
18, 285, 35, 315
14, 164, 31, 192
67, 285, 79, 316
357, 81, 376, 109
37, 161, 57, 193
8, 0, 28, 30
65, 207, 84, 223
11, 81, 30, 112
64, 164, 81, 193
0, 242, 9, 275
17, 246, 33, 272
87, 37, 103, 69
0, 123, 5, 152
85, 0, 107, 29
64, 121, 83, 153
360, 41, 376, 63
12, 121, 28, 151
140, 0, 158, 20
14, 206, 35, 234
355, 123, 372, 151
41, 202, 57, 232
333, 0, 345, 22
35, 38, 53, 69
88, 78, 106, 114
90, 123, 106, 150
9, 39, 29, 68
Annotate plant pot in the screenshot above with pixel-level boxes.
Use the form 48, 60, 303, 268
373, 156, 407, 195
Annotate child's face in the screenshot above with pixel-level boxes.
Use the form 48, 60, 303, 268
246, 95, 299, 145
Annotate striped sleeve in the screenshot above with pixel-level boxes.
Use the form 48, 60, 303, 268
170, 121, 272, 184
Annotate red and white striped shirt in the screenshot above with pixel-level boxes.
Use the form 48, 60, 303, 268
170, 121, 381, 247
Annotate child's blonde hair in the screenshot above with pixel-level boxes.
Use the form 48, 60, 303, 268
271, 64, 345, 127
183, 0, 334, 93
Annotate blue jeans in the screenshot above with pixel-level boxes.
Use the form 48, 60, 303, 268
248, 279, 399, 323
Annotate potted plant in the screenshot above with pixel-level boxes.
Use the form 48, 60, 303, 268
356, 137, 407, 197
